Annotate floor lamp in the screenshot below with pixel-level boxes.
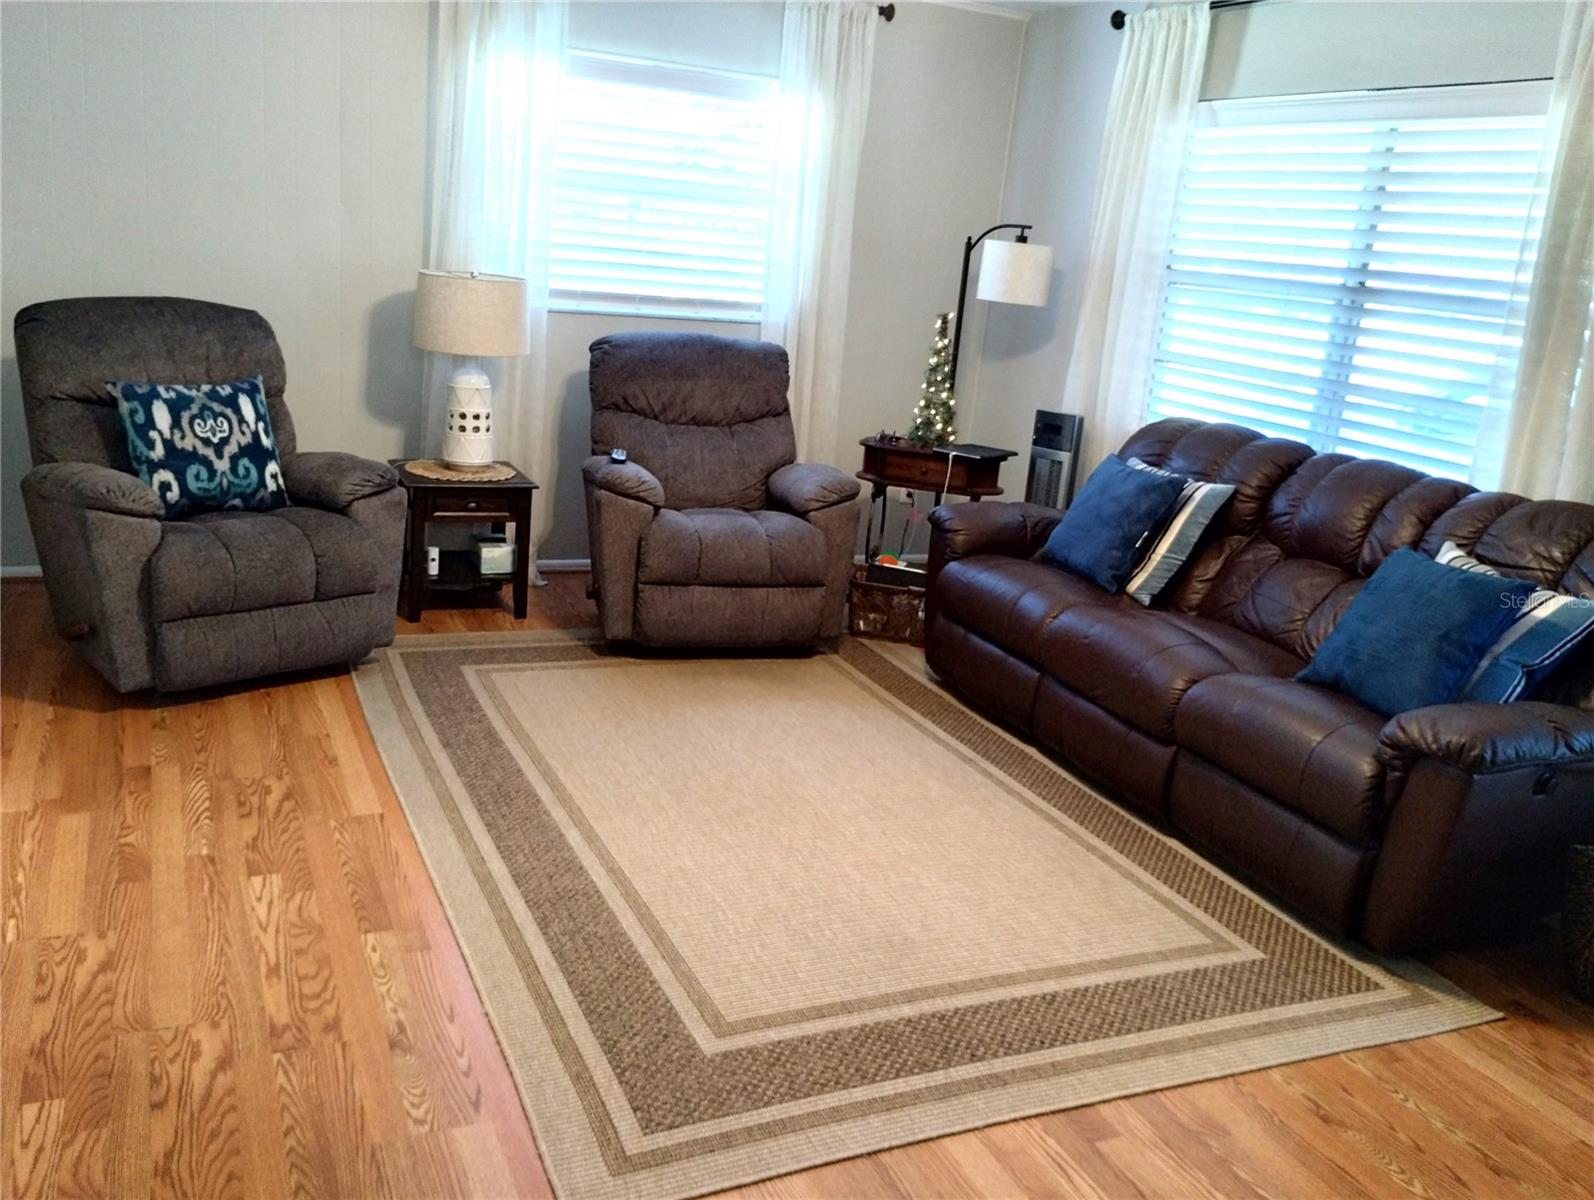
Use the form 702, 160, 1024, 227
948, 224, 1054, 392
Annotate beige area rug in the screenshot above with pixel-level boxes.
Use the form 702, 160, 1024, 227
354, 631, 1497, 1200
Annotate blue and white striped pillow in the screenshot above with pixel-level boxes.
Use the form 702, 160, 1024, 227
1436, 541, 1594, 702
1123, 458, 1235, 606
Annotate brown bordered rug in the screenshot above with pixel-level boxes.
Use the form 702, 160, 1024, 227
354, 631, 1497, 1200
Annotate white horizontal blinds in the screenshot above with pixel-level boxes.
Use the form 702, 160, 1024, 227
551, 52, 778, 320
1148, 83, 1549, 480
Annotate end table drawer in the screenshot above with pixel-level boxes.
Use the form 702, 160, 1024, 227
432, 494, 510, 517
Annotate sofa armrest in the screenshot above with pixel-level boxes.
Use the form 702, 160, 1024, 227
281, 451, 398, 510
582, 456, 665, 509
22, 461, 163, 520
1361, 700, 1594, 953
583, 478, 659, 641
21, 466, 163, 691
1378, 702, 1594, 779
768, 462, 860, 515
767, 464, 861, 639
927, 501, 1061, 585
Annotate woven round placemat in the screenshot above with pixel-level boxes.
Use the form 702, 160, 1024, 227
405, 458, 517, 482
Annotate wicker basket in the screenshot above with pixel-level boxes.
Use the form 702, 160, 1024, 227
847, 565, 926, 645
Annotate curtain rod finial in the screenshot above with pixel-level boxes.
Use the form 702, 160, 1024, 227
878, 4, 895, 21
1110, 10, 1126, 30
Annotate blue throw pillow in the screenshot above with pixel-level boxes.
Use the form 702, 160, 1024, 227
1036, 454, 1189, 592
1297, 548, 1537, 716
1436, 542, 1594, 701
1122, 458, 1235, 605
110, 376, 288, 518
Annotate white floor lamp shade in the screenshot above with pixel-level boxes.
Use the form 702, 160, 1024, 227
976, 239, 1054, 307
413, 270, 530, 469
949, 225, 1054, 391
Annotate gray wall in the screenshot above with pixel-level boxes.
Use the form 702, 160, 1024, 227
1203, 0, 1563, 100
968, 0, 1130, 470
0, 0, 1027, 568
1, 0, 432, 568
13, 0, 1548, 568
970, 0, 1568, 478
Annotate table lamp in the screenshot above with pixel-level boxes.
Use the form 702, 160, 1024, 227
413, 270, 530, 470
948, 224, 1054, 390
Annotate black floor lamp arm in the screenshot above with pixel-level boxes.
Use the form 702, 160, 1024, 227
950, 223, 1032, 391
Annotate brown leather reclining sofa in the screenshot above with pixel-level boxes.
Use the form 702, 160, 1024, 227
926, 418, 1594, 954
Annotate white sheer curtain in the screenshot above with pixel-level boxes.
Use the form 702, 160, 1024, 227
422, 0, 564, 572
762, 1, 877, 465
1060, 3, 1210, 473
1492, 1, 1594, 501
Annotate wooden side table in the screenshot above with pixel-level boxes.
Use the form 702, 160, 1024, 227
856, 436, 1017, 560
390, 460, 539, 622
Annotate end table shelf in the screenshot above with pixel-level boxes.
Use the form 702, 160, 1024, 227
390, 459, 539, 622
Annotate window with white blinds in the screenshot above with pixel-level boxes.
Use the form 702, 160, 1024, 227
1148, 83, 1549, 481
550, 52, 779, 321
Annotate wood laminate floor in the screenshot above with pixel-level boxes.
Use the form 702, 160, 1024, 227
2, 576, 1591, 1200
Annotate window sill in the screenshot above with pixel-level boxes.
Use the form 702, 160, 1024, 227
549, 302, 762, 326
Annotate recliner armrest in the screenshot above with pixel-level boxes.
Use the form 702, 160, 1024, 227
21, 461, 163, 520
583, 456, 665, 508
767, 462, 860, 515
1378, 701, 1594, 778
927, 501, 1061, 584
281, 451, 398, 510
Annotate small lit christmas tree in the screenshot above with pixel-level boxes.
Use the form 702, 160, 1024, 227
909, 311, 956, 447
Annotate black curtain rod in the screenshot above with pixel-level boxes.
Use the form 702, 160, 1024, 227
879, 4, 895, 20
1112, 0, 1260, 30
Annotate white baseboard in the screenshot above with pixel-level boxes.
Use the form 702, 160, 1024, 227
6, 555, 927, 577
2, 561, 587, 580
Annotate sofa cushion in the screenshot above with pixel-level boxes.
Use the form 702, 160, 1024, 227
1190, 458, 1476, 661
152, 507, 384, 621
1040, 608, 1303, 741
634, 583, 823, 647
588, 333, 795, 511
1176, 674, 1388, 845
154, 591, 392, 692
934, 556, 1120, 665
639, 508, 827, 587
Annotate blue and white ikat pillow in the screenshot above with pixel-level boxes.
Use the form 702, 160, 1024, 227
110, 375, 288, 518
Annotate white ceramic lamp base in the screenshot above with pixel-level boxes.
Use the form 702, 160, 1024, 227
443, 360, 494, 469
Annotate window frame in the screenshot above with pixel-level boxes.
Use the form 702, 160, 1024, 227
548, 49, 781, 324
1145, 79, 1551, 483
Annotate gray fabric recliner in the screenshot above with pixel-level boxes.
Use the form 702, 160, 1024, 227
583, 332, 862, 646
15, 297, 405, 693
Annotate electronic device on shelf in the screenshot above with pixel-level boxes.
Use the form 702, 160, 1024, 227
1026, 409, 1083, 509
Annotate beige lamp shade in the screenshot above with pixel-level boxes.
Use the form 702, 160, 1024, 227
976, 239, 1054, 308
413, 270, 531, 358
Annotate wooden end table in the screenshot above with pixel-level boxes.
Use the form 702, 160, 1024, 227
390, 460, 539, 622
856, 436, 1017, 560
